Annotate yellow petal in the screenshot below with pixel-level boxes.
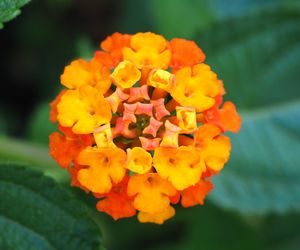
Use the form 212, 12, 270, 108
76, 146, 127, 193
57, 85, 112, 134
94, 124, 115, 148
171, 64, 220, 112
176, 106, 197, 133
195, 124, 231, 171
153, 146, 205, 190
61, 58, 111, 94
127, 173, 176, 214
148, 69, 174, 91
126, 147, 152, 174
123, 32, 171, 69
138, 206, 175, 224
111, 60, 141, 89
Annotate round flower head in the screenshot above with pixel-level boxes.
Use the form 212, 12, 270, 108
49, 32, 241, 224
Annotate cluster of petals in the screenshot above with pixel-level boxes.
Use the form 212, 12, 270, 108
49, 32, 241, 224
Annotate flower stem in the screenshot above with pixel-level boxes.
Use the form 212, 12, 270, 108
0, 136, 68, 182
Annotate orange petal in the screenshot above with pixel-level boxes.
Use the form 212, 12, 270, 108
170, 38, 205, 70
181, 180, 213, 207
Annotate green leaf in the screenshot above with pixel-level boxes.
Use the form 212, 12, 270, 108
210, 101, 300, 213
198, 7, 300, 109
0, 162, 103, 250
195, 5, 300, 213
151, 0, 300, 39
262, 212, 300, 250
0, 0, 31, 29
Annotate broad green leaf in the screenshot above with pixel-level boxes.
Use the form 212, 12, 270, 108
151, 0, 300, 39
210, 101, 300, 213
0, 162, 103, 250
198, 8, 300, 109
261, 212, 300, 250
0, 0, 31, 29
195, 6, 300, 213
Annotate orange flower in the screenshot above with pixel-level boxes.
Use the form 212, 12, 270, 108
219, 101, 241, 133
76, 146, 127, 193
49, 126, 94, 168
49, 90, 66, 122
50, 32, 241, 224
67, 163, 89, 192
123, 32, 171, 69
60, 58, 111, 94
181, 180, 213, 208
171, 64, 220, 112
93, 51, 118, 68
201, 101, 241, 133
170, 38, 205, 70
194, 124, 231, 172
95, 177, 136, 220
101, 32, 131, 62
153, 146, 205, 190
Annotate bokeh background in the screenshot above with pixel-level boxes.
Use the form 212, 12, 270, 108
1, 0, 300, 249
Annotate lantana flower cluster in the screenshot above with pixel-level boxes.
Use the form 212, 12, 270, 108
49, 32, 241, 224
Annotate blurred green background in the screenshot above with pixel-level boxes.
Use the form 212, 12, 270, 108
1, 0, 300, 249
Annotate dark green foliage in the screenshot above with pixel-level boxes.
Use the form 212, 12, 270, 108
210, 102, 300, 213
0, 162, 103, 250
0, 0, 30, 28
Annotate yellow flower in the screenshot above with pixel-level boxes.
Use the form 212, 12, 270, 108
138, 206, 175, 224
160, 120, 181, 148
60, 58, 111, 94
153, 146, 205, 190
176, 106, 197, 133
94, 124, 115, 148
147, 69, 174, 91
111, 60, 141, 89
171, 64, 220, 112
76, 146, 127, 193
126, 147, 152, 174
127, 173, 176, 214
57, 85, 112, 134
123, 32, 171, 69
194, 124, 231, 172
